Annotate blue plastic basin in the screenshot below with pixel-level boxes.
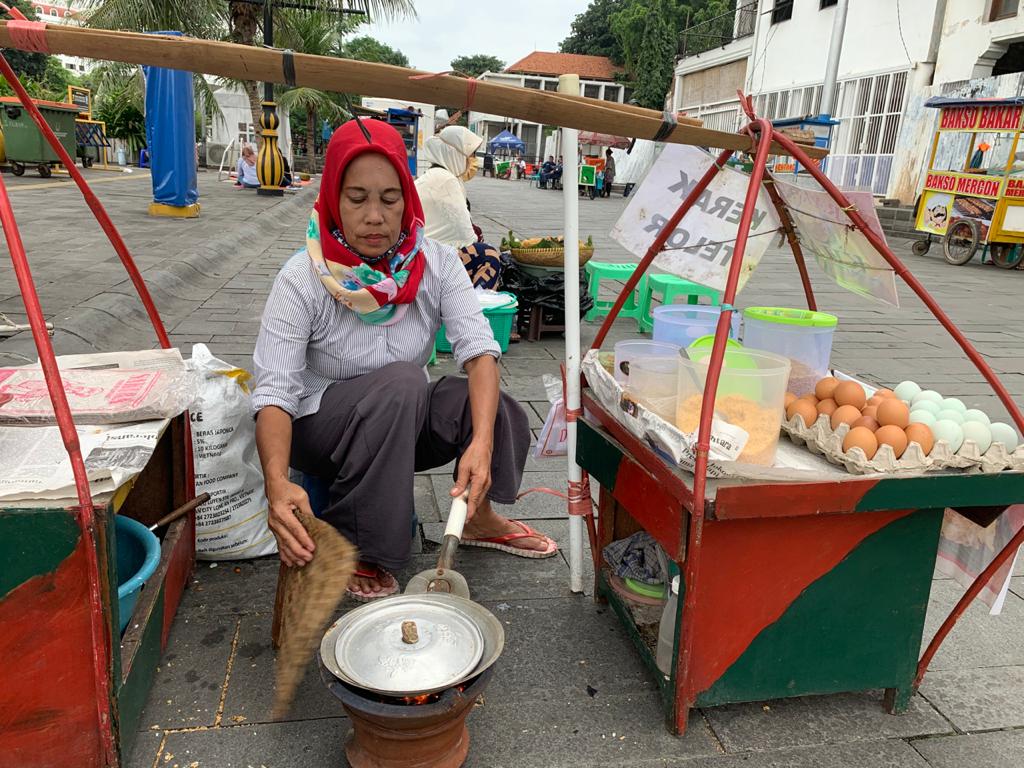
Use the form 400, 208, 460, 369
115, 515, 161, 634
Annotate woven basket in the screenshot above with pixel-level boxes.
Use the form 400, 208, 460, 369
510, 245, 594, 267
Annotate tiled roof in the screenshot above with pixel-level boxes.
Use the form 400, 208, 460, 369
504, 52, 624, 81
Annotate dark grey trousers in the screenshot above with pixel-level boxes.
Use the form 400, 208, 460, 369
290, 361, 531, 569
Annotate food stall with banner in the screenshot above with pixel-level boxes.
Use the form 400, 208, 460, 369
913, 95, 1024, 269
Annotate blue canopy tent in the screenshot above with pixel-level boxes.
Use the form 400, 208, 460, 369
488, 129, 525, 156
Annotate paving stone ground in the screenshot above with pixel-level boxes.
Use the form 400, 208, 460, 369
2, 170, 1022, 767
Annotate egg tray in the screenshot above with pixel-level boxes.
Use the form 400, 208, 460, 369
783, 412, 1024, 476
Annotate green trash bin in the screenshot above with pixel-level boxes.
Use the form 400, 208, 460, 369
0, 97, 81, 178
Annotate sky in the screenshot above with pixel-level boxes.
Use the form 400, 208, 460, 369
365, 0, 593, 74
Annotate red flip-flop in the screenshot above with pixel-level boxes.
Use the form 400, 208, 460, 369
346, 564, 399, 603
461, 520, 558, 559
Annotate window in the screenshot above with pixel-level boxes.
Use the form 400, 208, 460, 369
543, 79, 557, 91
991, 0, 1019, 20
623, 87, 635, 104
524, 78, 542, 89
603, 85, 621, 102
820, 0, 838, 7
771, 0, 793, 23
583, 83, 601, 99
49, 8, 57, 16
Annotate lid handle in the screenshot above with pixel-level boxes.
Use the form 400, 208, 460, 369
401, 620, 419, 645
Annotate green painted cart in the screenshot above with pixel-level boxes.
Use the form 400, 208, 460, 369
577, 392, 1024, 736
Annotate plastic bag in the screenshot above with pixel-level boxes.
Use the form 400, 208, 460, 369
534, 374, 568, 458
188, 344, 277, 560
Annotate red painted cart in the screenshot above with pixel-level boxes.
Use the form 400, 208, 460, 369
572, 93, 1024, 735
0, 38, 196, 768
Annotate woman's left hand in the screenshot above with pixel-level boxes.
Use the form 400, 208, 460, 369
451, 437, 493, 520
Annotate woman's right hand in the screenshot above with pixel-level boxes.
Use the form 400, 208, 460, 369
266, 478, 316, 567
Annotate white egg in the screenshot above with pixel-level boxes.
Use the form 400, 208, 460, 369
940, 398, 966, 413
909, 410, 937, 427
932, 420, 964, 452
893, 381, 922, 401
990, 422, 1020, 451
961, 421, 992, 454
911, 400, 941, 416
936, 409, 964, 424
963, 408, 991, 425
913, 389, 943, 405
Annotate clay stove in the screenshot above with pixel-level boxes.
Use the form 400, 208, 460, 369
318, 655, 492, 768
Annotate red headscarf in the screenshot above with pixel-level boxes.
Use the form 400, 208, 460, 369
311, 118, 426, 320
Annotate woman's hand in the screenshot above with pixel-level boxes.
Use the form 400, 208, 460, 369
266, 478, 316, 567
451, 437, 493, 520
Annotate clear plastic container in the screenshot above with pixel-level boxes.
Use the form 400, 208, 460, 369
676, 346, 792, 466
626, 356, 679, 423
740, 307, 837, 396
656, 575, 680, 676
652, 305, 739, 348
613, 340, 679, 385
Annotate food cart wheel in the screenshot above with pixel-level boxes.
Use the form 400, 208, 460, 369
912, 239, 930, 256
990, 243, 1024, 270
10, 161, 24, 176
37, 164, 52, 179
943, 219, 980, 265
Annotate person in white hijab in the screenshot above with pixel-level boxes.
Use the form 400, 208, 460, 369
416, 126, 502, 289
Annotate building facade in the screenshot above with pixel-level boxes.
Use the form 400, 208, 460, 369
469, 52, 633, 161
673, 0, 1024, 201
31, 1, 95, 75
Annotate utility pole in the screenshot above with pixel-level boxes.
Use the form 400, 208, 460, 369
819, 0, 850, 117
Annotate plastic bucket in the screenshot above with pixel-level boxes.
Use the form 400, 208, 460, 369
676, 346, 791, 466
652, 305, 739, 347
612, 340, 679, 385
741, 307, 837, 397
626, 355, 679, 423
116, 515, 161, 634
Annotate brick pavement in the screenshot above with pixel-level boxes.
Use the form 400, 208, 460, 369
3, 168, 1021, 767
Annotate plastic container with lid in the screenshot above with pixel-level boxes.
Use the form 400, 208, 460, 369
740, 307, 837, 397
612, 339, 679, 385
675, 345, 791, 466
627, 355, 679, 423
652, 305, 739, 348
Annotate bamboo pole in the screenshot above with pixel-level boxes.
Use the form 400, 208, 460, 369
0, 22, 827, 159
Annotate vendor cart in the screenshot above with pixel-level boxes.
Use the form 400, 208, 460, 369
913, 96, 1024, 269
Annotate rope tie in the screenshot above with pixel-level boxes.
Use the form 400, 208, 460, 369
7, 20, 49, 53
652, 109, 678, 142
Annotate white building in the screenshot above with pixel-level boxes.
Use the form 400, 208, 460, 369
469, 52, 633, 161
32, 1, 95, 75
202, 82, 292, 171
672, 0, 1024, 200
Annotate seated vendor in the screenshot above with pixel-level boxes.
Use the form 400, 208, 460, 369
252, 118, 556, 602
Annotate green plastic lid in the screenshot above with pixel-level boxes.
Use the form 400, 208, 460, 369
687, 335, 743, 352
623, 577, 667, 600
742, 307, 838, 328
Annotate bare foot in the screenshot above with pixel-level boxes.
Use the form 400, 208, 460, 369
461, 499, 552, 553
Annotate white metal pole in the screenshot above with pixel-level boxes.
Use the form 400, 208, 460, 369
819, 0, 850, 117
558, 73, 584, 594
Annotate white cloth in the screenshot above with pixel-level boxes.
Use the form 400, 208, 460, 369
416, 126, 485, 248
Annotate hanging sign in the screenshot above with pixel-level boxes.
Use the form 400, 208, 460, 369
774, 177, 900, 307
939, 105, 1024, 132
67, 85, 91, 118
610, 144, 781, 294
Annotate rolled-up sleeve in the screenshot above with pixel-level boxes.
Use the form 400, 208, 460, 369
439, 246, 500, 369
252, 268, 313, 417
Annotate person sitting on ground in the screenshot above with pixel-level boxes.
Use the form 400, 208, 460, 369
235, 144, 260, 188
253, 119, 556, 602
416, 126, 503, 290
603, 148, 616, 198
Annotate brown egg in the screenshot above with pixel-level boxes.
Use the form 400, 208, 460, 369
876, 425, 909, 458
831, 404, 862, 430
833, 381, 867, 410
905, 423, 935, 456
815, 377, 839, 401
862, 404, 879, 420
874, 388, 895, 398
852, 414, 879, 431
877, 398, 910, 429
866, 395, 884, 407
843, 426, 878, 459
784, 392, 798, 408
787, 398, 819, 428
816, 398, 838, 416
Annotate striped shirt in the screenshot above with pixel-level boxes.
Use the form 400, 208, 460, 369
252, 237, 500, 419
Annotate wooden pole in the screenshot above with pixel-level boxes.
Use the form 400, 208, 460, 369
0, 22, 827, 159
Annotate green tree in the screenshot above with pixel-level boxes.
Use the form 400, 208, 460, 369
450, 54, 504, 77
94, 86, 146, 152
622, 0, 680, 110
339, 35, 410, 67
560, 0, 627, 63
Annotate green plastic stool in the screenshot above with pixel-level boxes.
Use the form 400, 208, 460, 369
637, 274, 721, 333
584, 261, 642, 323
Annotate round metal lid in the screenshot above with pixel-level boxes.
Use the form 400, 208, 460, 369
332, 594, 485, 696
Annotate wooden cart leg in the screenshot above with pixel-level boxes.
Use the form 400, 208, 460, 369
884, 685, 915, 714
